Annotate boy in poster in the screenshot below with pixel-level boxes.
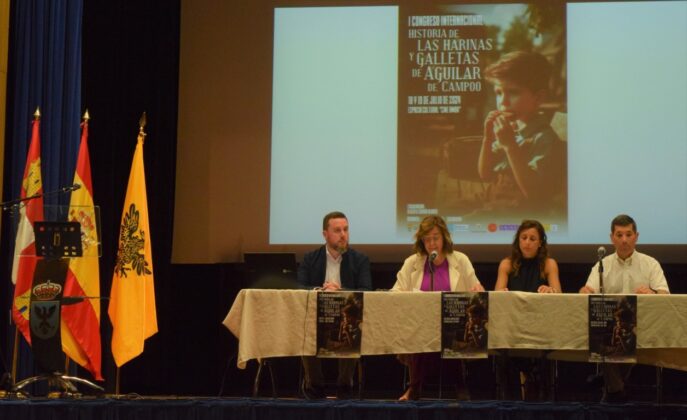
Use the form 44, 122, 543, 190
476, 51, 566, 220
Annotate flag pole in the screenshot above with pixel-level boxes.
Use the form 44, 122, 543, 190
10, 108, 41, 386
109, 112, 154, 396
11, 328, 19, 385
75, 109, 87, 383
111, 112, 145, 399
115, 367, 120, 396
60, 108, 79, 382
139, 112, 147, 141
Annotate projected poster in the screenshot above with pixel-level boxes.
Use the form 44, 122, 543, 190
397, 3, 567, 237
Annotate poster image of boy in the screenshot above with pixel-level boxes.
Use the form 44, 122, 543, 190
463, 294, 488, 350
337, 300, 362, 351
609, 298, 637, 357
475, 50, 566, 222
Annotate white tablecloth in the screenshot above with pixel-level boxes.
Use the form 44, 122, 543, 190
223, 290, 687, 371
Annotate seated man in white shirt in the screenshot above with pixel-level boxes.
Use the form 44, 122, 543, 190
580, 214, 670, 402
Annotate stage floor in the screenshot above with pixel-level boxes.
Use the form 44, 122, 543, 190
1, 396, 687, 420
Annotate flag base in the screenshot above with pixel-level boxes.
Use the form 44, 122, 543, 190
12, 372, 104, 398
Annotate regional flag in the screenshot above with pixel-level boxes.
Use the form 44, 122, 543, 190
62, 117, 103, 380
11, 113, 44, 344
108, 125, 157, 367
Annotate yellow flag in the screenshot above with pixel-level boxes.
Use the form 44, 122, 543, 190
108, 131, 157, 367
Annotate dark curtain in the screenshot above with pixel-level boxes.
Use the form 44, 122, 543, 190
5, 0, 82, 202
2, 0, 180, 394
1, 0, 83, 385
79, 0, 180, 393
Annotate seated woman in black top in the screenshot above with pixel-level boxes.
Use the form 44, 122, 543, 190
494, 219, 561, 400
495, 219, 561, 293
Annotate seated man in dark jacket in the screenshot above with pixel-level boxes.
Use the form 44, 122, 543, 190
298, 211, 371, 399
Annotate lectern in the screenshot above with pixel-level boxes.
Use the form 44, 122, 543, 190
11, 205, 104, 397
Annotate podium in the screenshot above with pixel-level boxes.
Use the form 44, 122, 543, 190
9, 204, 104, 397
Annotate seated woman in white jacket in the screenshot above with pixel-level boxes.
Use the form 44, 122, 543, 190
393, 215, 485, 400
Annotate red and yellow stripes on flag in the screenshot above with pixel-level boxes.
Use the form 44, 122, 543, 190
61, 117, 103, 380
108, 125, 157, 367
11, 113, 44, 344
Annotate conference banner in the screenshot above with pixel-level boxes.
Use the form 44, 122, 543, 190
316, 291, 363, 358
588, 295, 637, 363
441, 292, 488, 359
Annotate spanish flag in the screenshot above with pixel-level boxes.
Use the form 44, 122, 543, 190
61, 116, 103, 380
108, 122, 157, 367
11, 112, 44, 345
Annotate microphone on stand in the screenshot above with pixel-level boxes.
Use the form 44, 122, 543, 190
594, 245, 608, 396
61, 295, 109, 306
597, 246, 606, 260
597, 246, 606, 294
429, 251, 438, 291
1, 184, 83, 212
61, 183, 81, 193
61, 296, 86, 306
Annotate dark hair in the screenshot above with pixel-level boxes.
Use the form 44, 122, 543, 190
467, 296, 487, 319
510, 219, 548, 278
614, 298, 635, 324
485, 51, 552, 93
342, 302, 361, 320
611, 214, 637, 233
413, 215, 453, 256
323, 211, 347, 231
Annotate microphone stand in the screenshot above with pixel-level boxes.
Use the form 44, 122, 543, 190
587, 249, 611, 401
1, 184, 81, 212
61, 296, 110, 306
429, 255, 435, 292
598, 255, 604, 295
9, 304, 108, 397
597, 253, 608, 401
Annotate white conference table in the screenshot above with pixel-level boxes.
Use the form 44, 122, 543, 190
223, 289, 687, 371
